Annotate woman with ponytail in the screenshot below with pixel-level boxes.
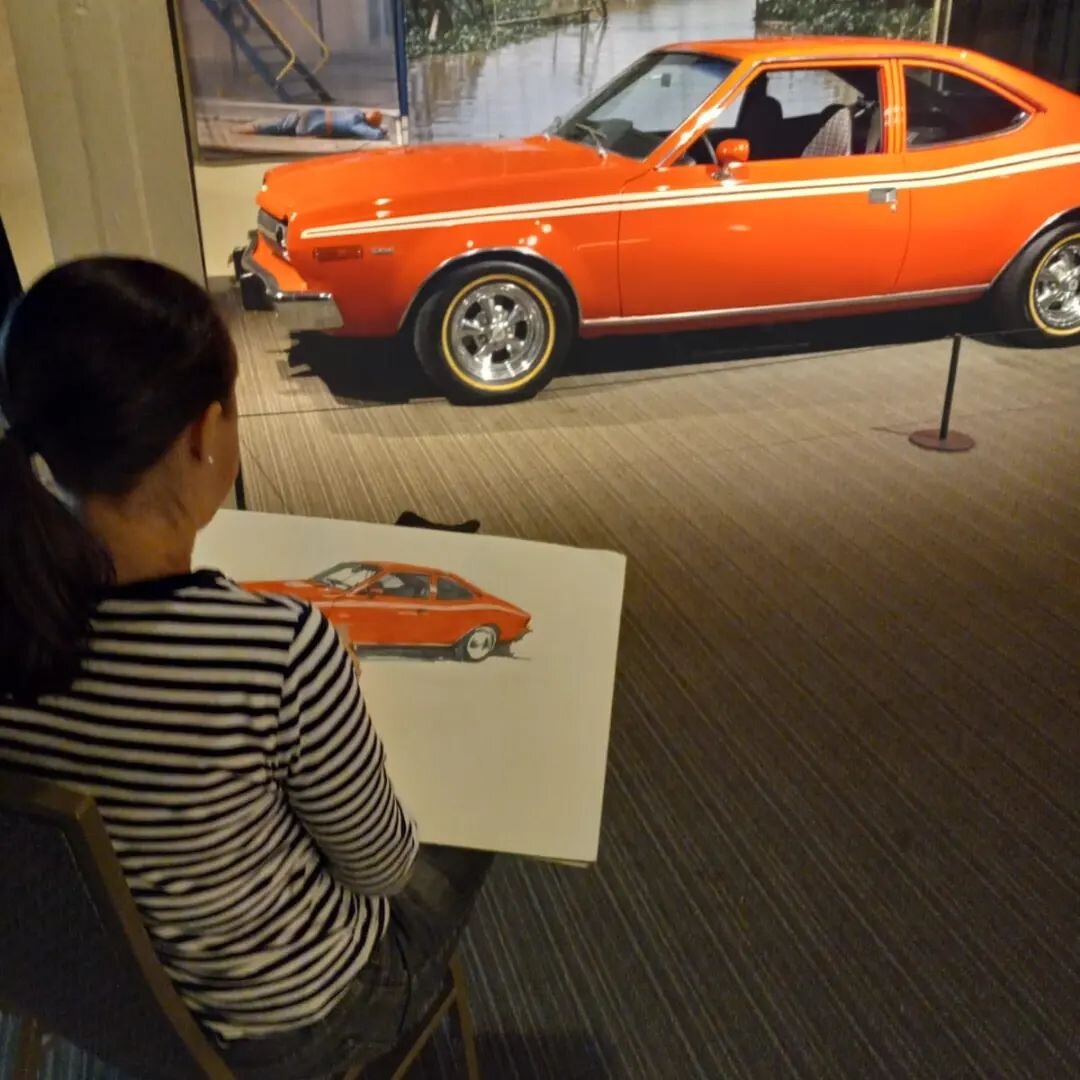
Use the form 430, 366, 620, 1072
0, 259, 489, 1078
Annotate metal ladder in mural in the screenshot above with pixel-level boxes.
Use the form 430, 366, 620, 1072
199, 0, 333, 104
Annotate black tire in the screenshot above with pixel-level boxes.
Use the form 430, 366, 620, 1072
993, 222, 1080, 347
413, 260, 574, 402
454, 624, 499, 663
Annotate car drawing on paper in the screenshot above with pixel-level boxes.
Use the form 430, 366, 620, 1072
247, 561, 532, 662
236, 36, 1080, 402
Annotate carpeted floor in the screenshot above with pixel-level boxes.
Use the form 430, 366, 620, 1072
3, 296, 1078, 1079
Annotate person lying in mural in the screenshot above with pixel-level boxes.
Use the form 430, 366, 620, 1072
237, 106, 388, 140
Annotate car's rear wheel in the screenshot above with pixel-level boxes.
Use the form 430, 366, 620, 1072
414, 261, 573, 402
455, 624, 499, 662
994, 224, 1080, 346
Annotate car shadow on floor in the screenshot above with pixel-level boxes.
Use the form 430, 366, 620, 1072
285, 304, 989, 406
355, 644, 528, 664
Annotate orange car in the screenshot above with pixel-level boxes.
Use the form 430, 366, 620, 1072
235, 36, 1080, 401
247, 561, 531, 662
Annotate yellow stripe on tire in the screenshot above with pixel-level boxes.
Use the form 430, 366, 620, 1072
440, 273, 556, 393
1028, 231, 1080, 337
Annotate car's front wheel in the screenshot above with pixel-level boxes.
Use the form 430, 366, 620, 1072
995, 224, 1080, 345
414, 261, 573, 402
455, 625, 499, 662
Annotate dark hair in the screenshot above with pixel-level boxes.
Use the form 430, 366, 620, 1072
0, 257, 236, 700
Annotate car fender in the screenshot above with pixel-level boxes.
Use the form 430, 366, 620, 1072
396, 243, 588, 332
989, 204, 1080, 288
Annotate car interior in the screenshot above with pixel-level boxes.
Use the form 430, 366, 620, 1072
375, 573, 431, 598
904, 69, 1028, 146
680, 66, 885, 166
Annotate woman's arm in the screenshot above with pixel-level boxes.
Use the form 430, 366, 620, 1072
279, 604, 418, 895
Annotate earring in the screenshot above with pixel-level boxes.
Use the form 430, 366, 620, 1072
208, 455, 215, 466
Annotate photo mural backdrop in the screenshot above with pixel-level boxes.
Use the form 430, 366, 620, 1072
404, 0, 934, 142
176, 0, 403, 159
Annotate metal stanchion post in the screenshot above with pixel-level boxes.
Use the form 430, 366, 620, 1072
909, 333, 975, 452
233, 460, 247, 510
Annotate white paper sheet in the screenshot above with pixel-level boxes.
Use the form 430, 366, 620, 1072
193, 510, 625, 863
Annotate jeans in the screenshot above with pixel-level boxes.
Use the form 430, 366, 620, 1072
253, 110, 387, 141
222, 846, 493, 1080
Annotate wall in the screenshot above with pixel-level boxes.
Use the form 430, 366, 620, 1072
949, 0, 1080, 91
0, 0, 53, 284
5, 0, 204, 283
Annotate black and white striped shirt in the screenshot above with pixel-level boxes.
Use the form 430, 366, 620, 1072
0, 571, 418, 1041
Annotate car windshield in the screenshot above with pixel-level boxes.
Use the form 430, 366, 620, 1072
313, 563, 379, 590
552, 51, 737, 161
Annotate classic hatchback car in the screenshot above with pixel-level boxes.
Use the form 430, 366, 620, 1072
247, 561, 532, 662
236, 36, 1080, 401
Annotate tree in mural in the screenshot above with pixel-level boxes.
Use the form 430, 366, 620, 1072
406, 0, 604, 57
756, 0, 934, 38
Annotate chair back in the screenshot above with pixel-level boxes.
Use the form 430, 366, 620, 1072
0, 769, 232, 1079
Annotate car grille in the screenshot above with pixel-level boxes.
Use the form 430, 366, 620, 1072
257, 209, 289, 257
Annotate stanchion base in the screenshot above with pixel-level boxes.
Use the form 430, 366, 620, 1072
909, 429, 975, 452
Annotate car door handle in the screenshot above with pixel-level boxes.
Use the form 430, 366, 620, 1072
869, 186, 898, 211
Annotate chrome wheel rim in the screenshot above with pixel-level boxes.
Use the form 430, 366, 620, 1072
448, 281, 548, 384
1033, 240, 1080, 331
465, 627, 496, 660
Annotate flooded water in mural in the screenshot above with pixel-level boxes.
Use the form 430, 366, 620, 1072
409, 0, 758, 142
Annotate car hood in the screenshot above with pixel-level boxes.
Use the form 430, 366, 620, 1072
245, 579, 339, 602
258, 135, 623, 221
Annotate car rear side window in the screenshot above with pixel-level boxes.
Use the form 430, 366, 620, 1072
437, 577, 474, 601
904, 67, 1029, 148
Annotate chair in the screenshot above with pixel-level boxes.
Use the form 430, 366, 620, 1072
0, 770, 480, 1080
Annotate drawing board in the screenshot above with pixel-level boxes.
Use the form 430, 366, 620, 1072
194, 510, 625, 863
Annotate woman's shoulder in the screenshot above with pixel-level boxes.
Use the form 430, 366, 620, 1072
100, 569, 318, 628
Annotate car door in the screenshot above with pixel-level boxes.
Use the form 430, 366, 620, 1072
617, 61, 911, 320
338, 570, 434, 646
423, 575, 484, 648
892, 61, 1046, 296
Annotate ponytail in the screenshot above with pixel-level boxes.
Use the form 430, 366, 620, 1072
0, 432, 113, 700
0, 257, 236, 701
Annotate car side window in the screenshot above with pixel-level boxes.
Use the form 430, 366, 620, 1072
904, 67, 1028, 147
436, 577, 474, 601
376, 573, 430, 599
706, 65, 885, 163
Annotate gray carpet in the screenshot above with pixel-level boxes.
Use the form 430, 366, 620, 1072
3, 304, 1078, 1079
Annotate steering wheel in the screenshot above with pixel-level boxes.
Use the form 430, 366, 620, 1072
677, 134, 719, 168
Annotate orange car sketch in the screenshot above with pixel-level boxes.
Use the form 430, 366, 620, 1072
247, 561, 532, 662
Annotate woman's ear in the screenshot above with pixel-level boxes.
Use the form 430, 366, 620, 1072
187, 400, 224, 465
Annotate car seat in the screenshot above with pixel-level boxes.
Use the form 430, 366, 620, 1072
802, 105, 853, 158
739, 80, 784, 159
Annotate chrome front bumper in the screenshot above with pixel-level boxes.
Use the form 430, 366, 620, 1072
233, 235, 343, 333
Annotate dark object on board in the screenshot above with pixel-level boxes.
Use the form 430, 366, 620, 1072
395, 511, 481, 534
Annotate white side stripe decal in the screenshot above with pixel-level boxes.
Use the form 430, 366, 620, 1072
300, 142, 1080, 241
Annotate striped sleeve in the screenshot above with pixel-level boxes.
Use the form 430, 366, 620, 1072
279, 603, 418, 896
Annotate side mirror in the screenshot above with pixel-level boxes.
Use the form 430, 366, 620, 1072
713, 138, 749, 179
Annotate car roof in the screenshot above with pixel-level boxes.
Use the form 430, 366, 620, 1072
372, 561, 467, 579
663, 37, 976, 62
660, 36, 1072, 107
